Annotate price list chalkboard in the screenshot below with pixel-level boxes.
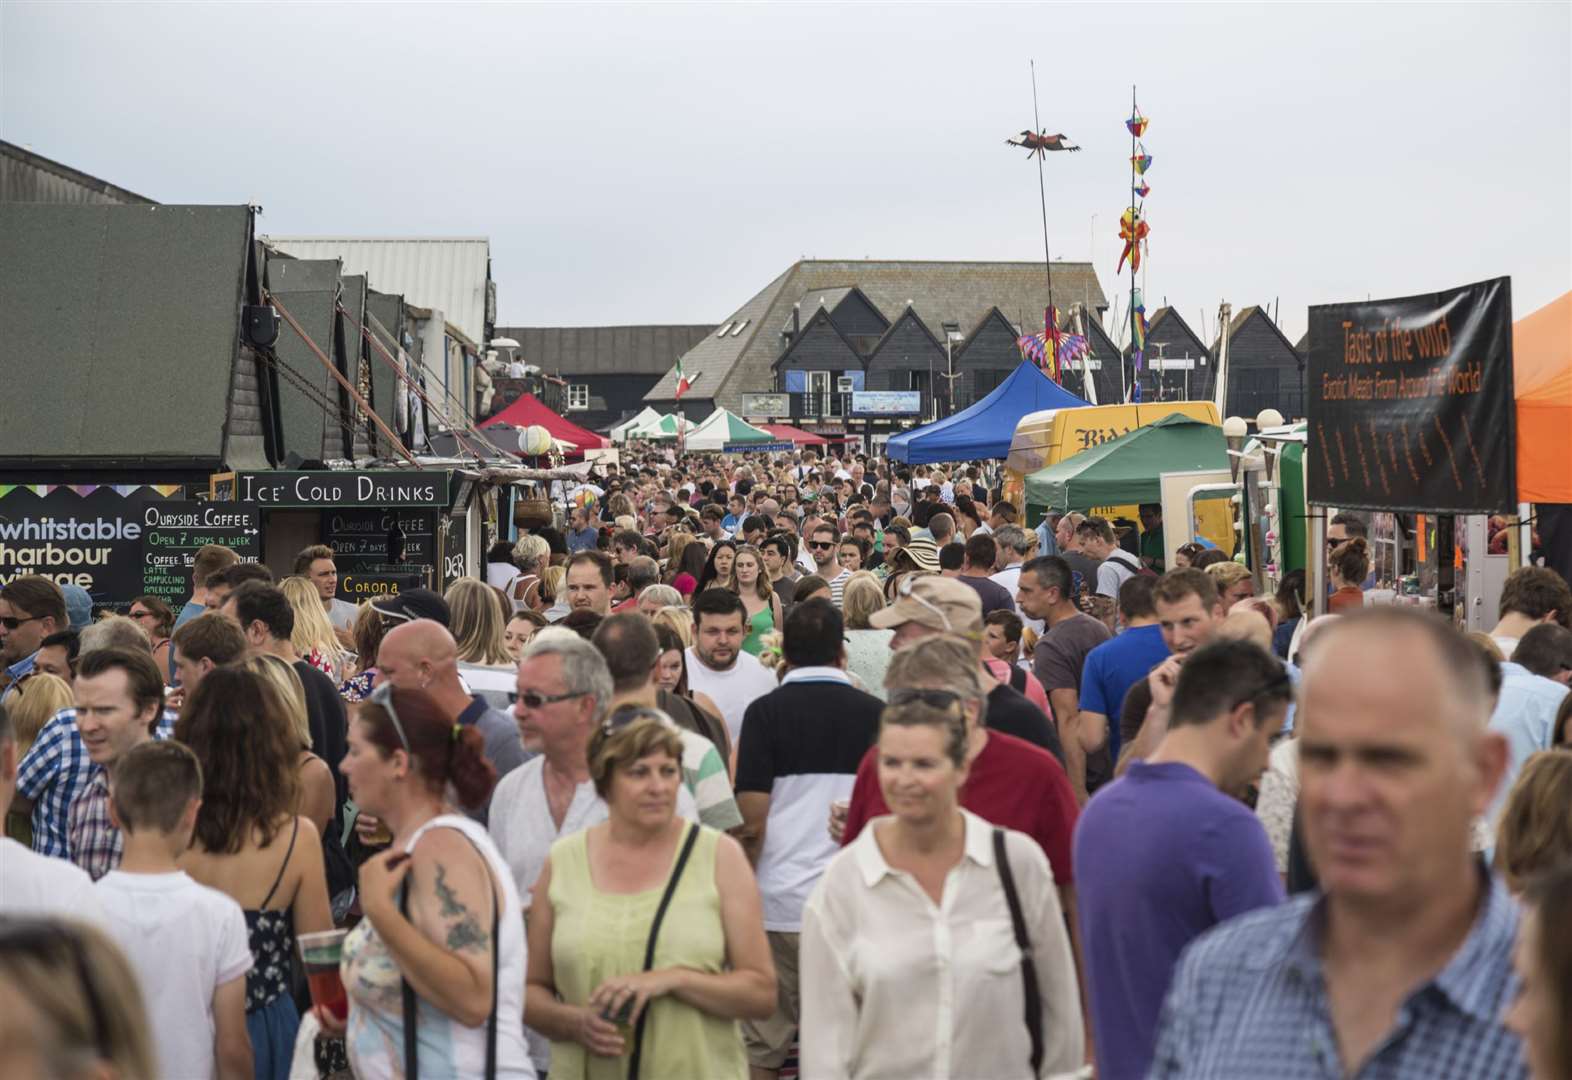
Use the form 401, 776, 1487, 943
140, 502, 261, 606
322, 509, 435, 599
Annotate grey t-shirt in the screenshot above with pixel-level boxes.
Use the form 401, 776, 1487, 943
1061, 551, 1103, 600
1032, 612, 1113, 695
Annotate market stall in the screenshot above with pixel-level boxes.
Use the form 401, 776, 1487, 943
481, 392, 609, 451
886, 361, 1089, 465
760, 423, 828, 446
610, 407, 665, 443
683, 409, 779, 452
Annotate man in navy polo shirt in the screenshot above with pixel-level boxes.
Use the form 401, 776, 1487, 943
1078, 575, 1171, 787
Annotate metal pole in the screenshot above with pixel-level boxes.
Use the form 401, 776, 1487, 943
1126, 84, 1137, 404
1030, 60, 1055, 312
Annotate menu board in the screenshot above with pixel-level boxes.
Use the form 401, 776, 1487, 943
322, 509, 435, 599
441, 515, 468, 590
339, 571, 428, 604
140, 502, 261, 607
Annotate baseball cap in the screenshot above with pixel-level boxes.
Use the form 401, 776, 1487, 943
869, 574, 982, 638
60, 584, 93, 631
370, 587, 451, 626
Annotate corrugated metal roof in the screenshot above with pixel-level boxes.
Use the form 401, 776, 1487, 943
1, 140, 157, 206
261, 236, 491, 345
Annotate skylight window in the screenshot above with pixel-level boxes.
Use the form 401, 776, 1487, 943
730, 319, 750, 337
717, 321, 734, 337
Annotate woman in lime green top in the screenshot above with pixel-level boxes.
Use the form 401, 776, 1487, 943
525, 716, 776, 1080
728, 545, 783, 657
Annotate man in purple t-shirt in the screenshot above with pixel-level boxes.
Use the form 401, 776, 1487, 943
1072, 638, 1288, 1080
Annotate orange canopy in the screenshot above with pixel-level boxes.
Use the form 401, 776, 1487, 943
1514, 291, 1572, 503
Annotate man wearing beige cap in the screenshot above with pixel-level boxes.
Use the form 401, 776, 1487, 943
870, 574, 1060, 758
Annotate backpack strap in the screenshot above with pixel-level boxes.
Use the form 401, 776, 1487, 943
993, 828, 1043, 1074
628, 823, 701, 1080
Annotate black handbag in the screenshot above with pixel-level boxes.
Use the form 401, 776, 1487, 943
994, 828, 1044, 1075
628, 822, 702, 1080
399, 834, 501, 1080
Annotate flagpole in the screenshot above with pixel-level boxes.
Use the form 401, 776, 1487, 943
1127, 84, 1137, 404
1031, 60, 1055, 314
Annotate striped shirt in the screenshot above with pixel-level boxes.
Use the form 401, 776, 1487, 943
1149, 871, 1527, 1079
66, 770, 118, 880
17, 707, 177, 858
827, 569, 851, 608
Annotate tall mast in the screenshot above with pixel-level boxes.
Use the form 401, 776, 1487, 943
1031, 60, 1054, 313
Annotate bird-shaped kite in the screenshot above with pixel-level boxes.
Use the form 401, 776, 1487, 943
1007, 130, 1081, 157
1016, 306, 1089, 382
1117, 207, 1150, 274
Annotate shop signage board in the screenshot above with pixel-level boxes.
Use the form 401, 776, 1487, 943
139, 502, 260, 608
1307, 276, 1515, 513
323, 508, 436, 587
851, 391, 922, 416
0, 485, 175, 610
723, 441, 795, 454
233, 470, 450, 508
441, 515, 468, 590
338, 571, 427, 603
741, 393, 789, 417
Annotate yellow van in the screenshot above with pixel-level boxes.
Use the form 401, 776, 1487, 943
1003, 400, 1234, 555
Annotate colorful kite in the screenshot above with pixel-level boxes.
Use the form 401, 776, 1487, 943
1006, 130, 1081, 157
1133, 181, 1151, 198
1016, 306, 1088, 382
1130, 290, 1148, 367
1117, 208, 1150, 274
1126, 111, 1148, 138
1130, 144, 1153, 174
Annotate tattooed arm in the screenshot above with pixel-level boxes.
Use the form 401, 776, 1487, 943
359, 828, 497, 1027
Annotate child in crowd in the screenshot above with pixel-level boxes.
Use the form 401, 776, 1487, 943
95, 740, 255, 1080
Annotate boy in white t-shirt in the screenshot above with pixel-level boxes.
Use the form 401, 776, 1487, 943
96, 741, 254, 1080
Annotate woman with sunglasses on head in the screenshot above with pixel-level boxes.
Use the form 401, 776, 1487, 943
176, 667, 334, 1080
801, 694, 1083, 1079
320, 682, 534, 1078
525, 714, 775, 1080
0, 917, 158, 1080
127, 595, 175, 684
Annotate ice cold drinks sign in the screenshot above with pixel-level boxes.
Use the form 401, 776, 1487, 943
235, 471, 450, 508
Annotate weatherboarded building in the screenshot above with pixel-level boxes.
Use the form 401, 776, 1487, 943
490, 325, 715, 432
643, 260, 1107, 431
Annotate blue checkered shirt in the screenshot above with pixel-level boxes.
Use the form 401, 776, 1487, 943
66, 769, 119, 880
1148, 872, 1527, 1079
16, 707, 177, 858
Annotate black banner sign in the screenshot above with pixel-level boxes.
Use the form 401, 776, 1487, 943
1307, 276, 1515, 513
323, 509, 435, 600
0, 486, 171, 610
234, 470, 450, 508
140, 502, 261, 608
440, 515, 468, 591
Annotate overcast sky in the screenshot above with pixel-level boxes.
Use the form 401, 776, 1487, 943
4, 2, 1568, 342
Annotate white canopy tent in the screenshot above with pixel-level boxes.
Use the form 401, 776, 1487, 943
682, 408, 775, 452
610, 406, 663, 443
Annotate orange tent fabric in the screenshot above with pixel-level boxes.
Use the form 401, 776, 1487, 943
1513, 291, 1572, 503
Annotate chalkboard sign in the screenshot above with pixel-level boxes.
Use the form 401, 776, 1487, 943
323, 509, 435, 601
0, 486, 171, 611
441, 515, 468, 590
339, 571, 427, 604
140, 502, 261, 606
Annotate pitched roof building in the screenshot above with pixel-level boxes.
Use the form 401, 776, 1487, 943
491, 324, 715, 432
1, 140, 156, 206
1211, 305, 1306, 419
644, 259, 1107, 421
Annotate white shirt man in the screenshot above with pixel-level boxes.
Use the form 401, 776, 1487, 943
685, 593, 779, 745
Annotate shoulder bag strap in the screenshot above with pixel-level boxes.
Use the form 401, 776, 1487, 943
994, 828, 1044, 1075
398, 829, 504, 1080
628, 823, 702, 1080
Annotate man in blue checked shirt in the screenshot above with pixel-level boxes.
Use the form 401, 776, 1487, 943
1148, 607, 1527, 1079
14, 621, 178, 857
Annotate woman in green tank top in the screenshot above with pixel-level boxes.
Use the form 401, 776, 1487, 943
728, 545, 783, 657
525, 715, 776, 1079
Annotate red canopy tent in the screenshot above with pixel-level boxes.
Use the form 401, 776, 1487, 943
481, 393, 609, 450
761, 423, 828, 446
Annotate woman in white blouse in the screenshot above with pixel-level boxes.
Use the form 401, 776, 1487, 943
800, 694, 1084, 1080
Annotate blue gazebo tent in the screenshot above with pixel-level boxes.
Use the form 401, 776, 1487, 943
886, 361, 1090, 464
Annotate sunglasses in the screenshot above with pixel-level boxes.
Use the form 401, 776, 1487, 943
368, 683, 411, 751
603, 703, 675, 733
517, 688, 589, 711
128, 609, 155, 619
889, 687, 968, 710
808, 540, 836, 550
0, 614, 44, 631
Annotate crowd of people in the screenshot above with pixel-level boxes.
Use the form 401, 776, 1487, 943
2, 446, 1570, 1080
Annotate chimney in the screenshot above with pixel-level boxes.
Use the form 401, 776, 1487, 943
792, 303, 801, 338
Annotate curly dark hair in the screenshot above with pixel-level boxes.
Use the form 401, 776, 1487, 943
175, 666, 300, 854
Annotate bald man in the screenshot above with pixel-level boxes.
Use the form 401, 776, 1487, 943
1149, 607, 1522, 1079
377, 620, 529, 800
